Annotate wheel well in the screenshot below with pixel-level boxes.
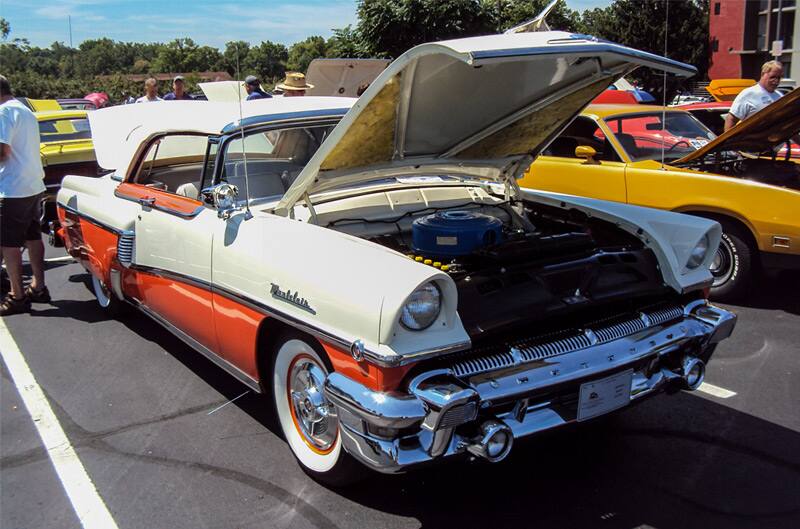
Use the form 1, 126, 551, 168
255, 317, 325, 391
682, 211, 759, 251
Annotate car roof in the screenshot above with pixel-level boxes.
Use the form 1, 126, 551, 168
35, 109, 89, 121
583, 104, 690, 118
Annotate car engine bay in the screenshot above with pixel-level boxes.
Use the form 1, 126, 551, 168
319, 185, 675, 339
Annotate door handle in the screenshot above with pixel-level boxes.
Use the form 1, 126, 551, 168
138, 197, 156, 207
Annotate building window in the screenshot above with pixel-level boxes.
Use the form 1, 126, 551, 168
714, 2, 721, 15
712, 39, 719, 52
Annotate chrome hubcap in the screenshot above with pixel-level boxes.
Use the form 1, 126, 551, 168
289, 359, 336, 451
709, 238, 734, 287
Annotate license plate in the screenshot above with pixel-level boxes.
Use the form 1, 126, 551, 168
577, 369, 633, 421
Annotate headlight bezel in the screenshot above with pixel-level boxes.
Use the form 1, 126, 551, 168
399, 281, 442, 331
686, 233, 711, 270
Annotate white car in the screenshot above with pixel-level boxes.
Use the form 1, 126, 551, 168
56, 31, 736, 486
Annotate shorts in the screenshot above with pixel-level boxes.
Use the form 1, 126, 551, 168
0, 193, 44, 248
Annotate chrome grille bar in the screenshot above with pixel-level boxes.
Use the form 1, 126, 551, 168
451, 304, 684, 378
117, 232, 135, 267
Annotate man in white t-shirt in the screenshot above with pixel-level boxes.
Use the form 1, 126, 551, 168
0, 75, 49, 315
136, 77, 163, 103
724, 60, 783, 131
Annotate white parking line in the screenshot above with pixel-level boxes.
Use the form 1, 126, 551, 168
697, 382, 737, 399
0, 319, 119, 529
44, 255, 75, 263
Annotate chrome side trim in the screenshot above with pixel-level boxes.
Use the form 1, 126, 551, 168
57, 202, 124, 235
130, 264, 212, 292
136, 302, 261, 393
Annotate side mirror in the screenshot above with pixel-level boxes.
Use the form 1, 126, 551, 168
575, 145, 599, 164
201, 183, 240, 219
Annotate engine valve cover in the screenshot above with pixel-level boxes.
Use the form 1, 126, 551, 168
412, 210, 503, 257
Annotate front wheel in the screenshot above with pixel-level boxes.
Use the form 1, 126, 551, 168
271, 334, 362, 486
709, 228, 753, 302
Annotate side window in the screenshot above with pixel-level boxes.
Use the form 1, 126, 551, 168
221, 124, 333, 203
543, 117, 620, 162
134, 134, 209, 199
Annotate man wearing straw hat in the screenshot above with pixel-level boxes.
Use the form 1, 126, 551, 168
276, 72, 314, 97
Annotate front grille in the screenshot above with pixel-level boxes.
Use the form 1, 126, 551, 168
594, 317, 647, 343
438, 402, 478, 428
117, 233, 135, 266
450, 304, 684, 378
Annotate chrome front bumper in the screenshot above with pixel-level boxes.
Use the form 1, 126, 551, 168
323, 300, 736, 473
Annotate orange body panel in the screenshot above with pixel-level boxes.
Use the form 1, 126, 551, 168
116, 182, 202, 216
135, 271, 219, 354
59, 207, 118, 283
212, 293, 262, 379
322, 342, 413, 392
58, 205, 414, 393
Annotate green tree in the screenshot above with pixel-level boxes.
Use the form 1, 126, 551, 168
484, 0, 584, 33
582, 0, 709, 99
1, 17, 10, 40
247, 41, 288, 81
326, 25, 369, 58
287, 36, 327, 73
222, 40, 251, 76
356, 0, 493, 58
74, 38, 121, 76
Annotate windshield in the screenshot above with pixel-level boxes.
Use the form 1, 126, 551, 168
39, 117, 91, 143
604, 111, 715, 162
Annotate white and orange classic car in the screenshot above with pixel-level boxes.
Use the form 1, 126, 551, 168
56, 32, 736, 485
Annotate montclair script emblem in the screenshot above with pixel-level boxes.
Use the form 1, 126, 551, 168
270, 283, 316, 314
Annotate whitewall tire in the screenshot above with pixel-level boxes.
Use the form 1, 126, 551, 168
271, 334, 362, 485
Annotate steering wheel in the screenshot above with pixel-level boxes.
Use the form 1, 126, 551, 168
666, 140, 692, 153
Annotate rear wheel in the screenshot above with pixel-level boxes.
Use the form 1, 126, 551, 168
271, 334, 363, 486
709, 226, 753, 302
91, 275, 126, 317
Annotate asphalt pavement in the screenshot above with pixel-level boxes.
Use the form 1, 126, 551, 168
2, 242, 799, 529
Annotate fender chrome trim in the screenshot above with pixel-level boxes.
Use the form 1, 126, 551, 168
57, 202, 125, 235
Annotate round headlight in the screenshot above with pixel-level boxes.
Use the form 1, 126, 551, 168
399, 282, 442, 331
687, 233, 710, 269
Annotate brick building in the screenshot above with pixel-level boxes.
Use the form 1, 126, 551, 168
710, 0, 797, 79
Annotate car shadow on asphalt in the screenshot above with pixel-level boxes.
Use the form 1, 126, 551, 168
336, 395, 800, 529
719, 270, 800, 315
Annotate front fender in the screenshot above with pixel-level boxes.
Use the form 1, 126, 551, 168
211, 213, 470, 365
522, 189, 720, 293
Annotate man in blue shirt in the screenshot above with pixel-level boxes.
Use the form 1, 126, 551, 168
245, 76, 271, 100
163, 76, 194, 101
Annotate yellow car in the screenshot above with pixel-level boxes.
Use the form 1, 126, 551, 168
520, 90, 800, 301
37, 109, 102, 231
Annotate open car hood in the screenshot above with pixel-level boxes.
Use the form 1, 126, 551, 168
675, 86, 800, 165
275, 32, 695, 213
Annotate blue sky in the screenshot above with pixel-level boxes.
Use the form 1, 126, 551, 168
2, 0, 613, 50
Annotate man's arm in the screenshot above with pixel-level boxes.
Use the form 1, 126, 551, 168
724, 112, 739, 132
0, 142, 10, 162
